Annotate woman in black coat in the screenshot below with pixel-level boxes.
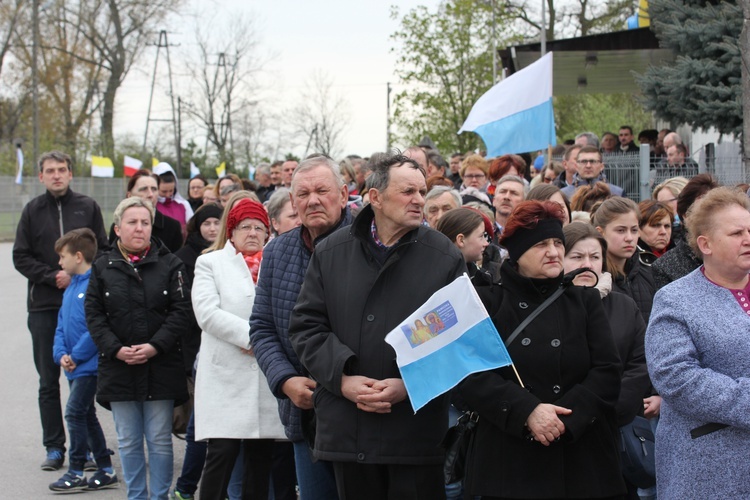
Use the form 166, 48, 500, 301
86, 197, 190, 499
458, 201, 625, 499
591, 197, 656, 325
108, 169, 184, 253
562, 222, 650, 427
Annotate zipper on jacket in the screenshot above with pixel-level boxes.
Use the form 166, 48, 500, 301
177, 270, 185, 299
57, 199, 64, 236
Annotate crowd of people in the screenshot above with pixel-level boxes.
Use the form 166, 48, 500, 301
12, 130, 750, 500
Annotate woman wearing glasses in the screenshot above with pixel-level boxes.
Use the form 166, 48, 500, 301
192, 196, 285, 499
459, 154, 490, 192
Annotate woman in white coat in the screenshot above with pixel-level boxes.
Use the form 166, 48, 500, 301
192, 198, 285, 499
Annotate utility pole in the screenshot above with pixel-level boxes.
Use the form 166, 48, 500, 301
177, 97, 182, 174
386, 82, 392, 151
541, 0, 547, 56
143, 30, 181, 175
491, 0, 497, 84
217, 53, 234, 162
32, 0, 40, 167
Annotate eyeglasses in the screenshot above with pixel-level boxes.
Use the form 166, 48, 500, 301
463, 173, 486, 180
235, 224, 267, 235
543, 176, 555, 183
577, 159, 602, 165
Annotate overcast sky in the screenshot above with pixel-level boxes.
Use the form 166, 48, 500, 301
113, 0, 442, 164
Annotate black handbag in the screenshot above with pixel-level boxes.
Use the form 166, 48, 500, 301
619, 415, 656, 488
441, 280, 572, 485
442, 411, 479, 484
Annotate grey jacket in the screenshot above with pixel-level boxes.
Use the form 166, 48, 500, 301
646, 269, 750, 499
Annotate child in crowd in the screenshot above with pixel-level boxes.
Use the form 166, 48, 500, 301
49, 228, 118, 493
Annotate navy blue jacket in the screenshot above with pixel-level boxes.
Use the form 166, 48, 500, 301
249, 209, 352, 441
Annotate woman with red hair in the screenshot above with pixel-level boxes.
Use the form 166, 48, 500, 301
487, 154, 528, 197
457, 200, 625, 499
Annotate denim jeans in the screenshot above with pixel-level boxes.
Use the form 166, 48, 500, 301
292, 441, 338, 500
65, 376, 111, 471
111, 400, 174, 500
28, 310, 65, 452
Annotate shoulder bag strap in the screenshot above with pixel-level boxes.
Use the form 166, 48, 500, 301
504, 285, 565, 348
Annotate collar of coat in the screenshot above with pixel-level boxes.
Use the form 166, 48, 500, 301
500, 259, 564, 301
299, 207, 352, 253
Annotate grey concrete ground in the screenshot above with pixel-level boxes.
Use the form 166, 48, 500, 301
0, 242, 186, 498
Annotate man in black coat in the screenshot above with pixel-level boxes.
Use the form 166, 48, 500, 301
289, 153, 466, 500
13, 151, 109, 470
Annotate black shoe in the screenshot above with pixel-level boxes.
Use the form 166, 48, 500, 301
41, 449, 65, 471
49, 471, 87, 492
87, 469, 119, 490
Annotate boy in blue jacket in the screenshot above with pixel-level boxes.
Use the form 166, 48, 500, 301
49, 228, 118, 493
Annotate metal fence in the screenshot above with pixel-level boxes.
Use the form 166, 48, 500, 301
0, 178, 189, 241
0, 146, 747, 241
553, 143, 747, 202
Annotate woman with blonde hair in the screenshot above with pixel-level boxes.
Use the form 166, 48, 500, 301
459, 154, 489, 192
193, 197, 285, 498
646, 187, 750, 498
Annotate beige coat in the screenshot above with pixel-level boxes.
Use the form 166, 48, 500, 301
193, 241, 285, 441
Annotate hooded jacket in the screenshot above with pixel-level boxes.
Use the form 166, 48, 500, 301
52, 269, 98, 379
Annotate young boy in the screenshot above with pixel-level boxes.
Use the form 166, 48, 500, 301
49, 228, 119, 493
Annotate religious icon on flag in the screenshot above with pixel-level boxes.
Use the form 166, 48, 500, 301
385, 274, 512, 412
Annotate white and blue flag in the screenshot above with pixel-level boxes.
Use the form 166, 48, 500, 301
458, 52, 555, 157
15, 145, 23, 185
385, 275, 512, 413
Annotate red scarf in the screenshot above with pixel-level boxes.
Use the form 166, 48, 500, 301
242, 249, 263, 284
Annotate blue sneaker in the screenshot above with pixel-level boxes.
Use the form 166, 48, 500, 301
49, 471, 87, 492
41, 449, 65, 471
87, 469, 119, 490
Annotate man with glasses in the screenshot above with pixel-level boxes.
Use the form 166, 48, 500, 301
561, 146, 625, 198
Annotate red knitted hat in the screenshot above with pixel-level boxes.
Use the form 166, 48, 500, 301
226, 199, 269, 238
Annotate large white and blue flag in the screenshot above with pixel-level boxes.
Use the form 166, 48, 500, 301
459, 52, 555, 157
385, 275, 512, 413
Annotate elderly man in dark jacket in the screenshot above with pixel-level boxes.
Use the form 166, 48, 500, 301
289, 153, 466, 500
250, 156, 352, 500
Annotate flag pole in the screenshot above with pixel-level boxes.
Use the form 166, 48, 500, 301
511, 364, 525, 388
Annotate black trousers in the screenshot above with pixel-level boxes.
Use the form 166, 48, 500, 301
200, 438, 274, 500
28, 310, 66, 452
332, 461, 446, 500
270, 441, 297, 500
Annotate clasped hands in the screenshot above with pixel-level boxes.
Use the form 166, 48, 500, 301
116, 343, 158, 365
525, 403, 572, 446
60, 354, 77, 373
341, 375, 407, 414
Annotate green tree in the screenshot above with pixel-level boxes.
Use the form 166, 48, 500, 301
390, 1, 510, 154
555, 93, 654, 142
635, 0, 742, 138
